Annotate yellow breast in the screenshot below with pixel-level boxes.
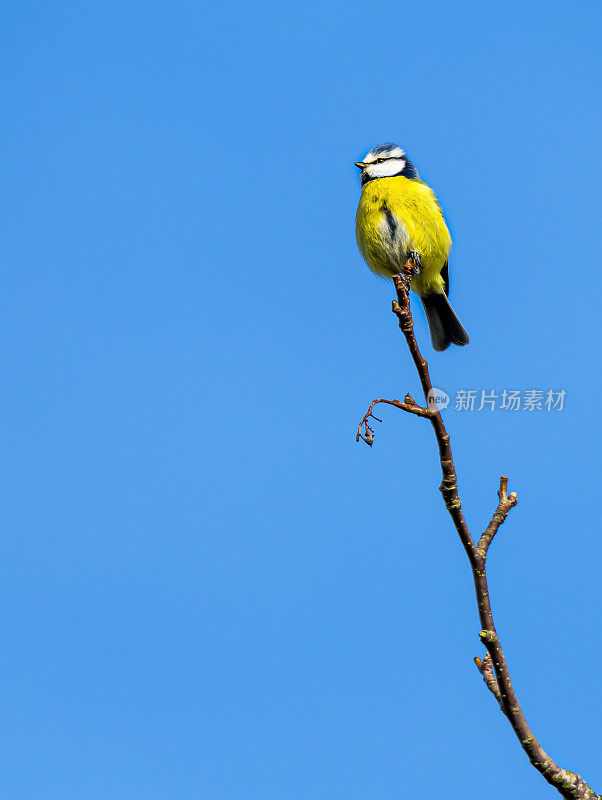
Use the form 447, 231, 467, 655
355, 176, 452, 296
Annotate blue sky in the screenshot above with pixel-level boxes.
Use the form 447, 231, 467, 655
1, 1, 601, 797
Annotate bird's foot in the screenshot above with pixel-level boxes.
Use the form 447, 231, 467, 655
408, 251, 422, 274
397, 252, 421, 288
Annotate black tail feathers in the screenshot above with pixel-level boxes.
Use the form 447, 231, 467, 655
421, 293, 469, 352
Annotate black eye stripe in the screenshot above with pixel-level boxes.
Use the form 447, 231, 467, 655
372, 156, 403, 164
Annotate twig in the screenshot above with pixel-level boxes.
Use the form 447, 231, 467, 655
474, 652, 503, 710
477, 475, 518, 556
356, 258, 600, 800
356, 396, 431, 445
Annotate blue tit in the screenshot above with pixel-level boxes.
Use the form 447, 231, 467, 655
355, 143, 469, 351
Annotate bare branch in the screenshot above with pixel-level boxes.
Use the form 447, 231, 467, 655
356, 397, 431, 445
356, 258, 600, 799
477, 475, 519, 556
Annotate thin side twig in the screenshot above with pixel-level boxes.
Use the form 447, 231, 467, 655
477, 475, 518, 556
356, 258, 600, 800
356, 396, 431, 445
474, 652, 503, 710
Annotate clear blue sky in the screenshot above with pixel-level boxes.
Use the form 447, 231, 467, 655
2, 1, 600, 798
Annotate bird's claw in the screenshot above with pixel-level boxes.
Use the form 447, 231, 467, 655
408, 251, 422, 274
397, 251, 421, 288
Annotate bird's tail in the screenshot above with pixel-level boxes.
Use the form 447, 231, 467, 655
421, 292, 470, 352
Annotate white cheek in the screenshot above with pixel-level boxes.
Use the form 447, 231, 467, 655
365, 158, 406, 179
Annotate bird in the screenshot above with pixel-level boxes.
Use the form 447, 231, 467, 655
354, 143, 469, 351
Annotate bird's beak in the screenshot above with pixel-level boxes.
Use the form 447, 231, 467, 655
354, 161, 367, 169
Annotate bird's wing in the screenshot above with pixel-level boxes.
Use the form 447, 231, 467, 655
441, 260, 450, 297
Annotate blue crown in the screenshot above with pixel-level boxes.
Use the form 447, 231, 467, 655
370, 142, 403, 156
